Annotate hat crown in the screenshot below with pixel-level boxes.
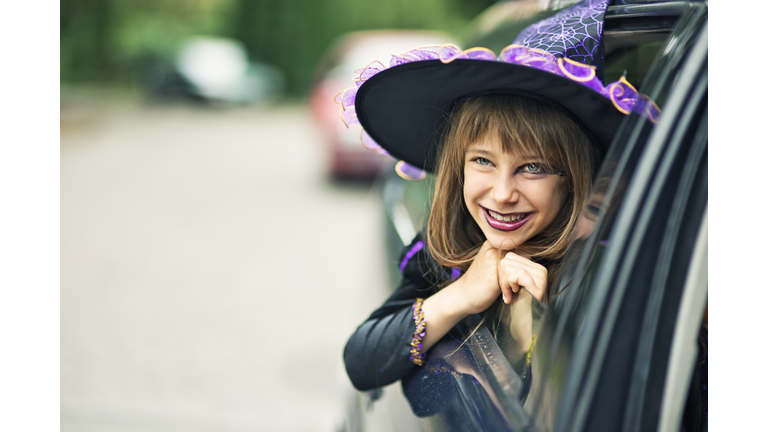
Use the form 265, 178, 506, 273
514, 0, 609, 82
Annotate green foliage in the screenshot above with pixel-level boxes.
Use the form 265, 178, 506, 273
61, 0, 235, 83
60, 0, 495, 95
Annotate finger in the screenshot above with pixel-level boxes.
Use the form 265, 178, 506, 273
503, 282, 517, 304
500, 255, 547, 281
506, 266, 544, 301
501, 252, 546, 271
517, 270, 546, 302
499, 270, 514, 304
479, 240, 497, 255
500, 254, 537, 272
503, 266, 521, 293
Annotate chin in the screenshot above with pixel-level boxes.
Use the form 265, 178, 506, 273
483, 232, 527, 251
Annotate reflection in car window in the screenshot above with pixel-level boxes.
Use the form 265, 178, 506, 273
521, 116, 653, 429
486, 41, 666, 427
486, 9, 708, 428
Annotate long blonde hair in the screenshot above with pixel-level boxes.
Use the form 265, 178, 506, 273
426, 94, 601, 294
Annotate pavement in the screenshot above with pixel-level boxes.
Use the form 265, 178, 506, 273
61, 99, 393, 432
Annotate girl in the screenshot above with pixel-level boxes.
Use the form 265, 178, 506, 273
337, 0, 658, 393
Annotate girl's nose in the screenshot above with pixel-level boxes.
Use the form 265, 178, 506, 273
491, 173, 519, 204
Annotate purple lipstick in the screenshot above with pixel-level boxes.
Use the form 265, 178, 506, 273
482, 206, 534, 231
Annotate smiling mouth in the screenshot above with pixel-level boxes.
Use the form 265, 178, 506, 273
482, 207, 534, 231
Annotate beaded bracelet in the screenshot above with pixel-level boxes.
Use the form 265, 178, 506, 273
409, 298, 427, 366
519, 334, 538, 380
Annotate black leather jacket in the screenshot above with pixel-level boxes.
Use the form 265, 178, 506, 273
343, 233, 452, 391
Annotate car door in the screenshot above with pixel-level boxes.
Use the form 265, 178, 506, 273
531, 4, 708, 432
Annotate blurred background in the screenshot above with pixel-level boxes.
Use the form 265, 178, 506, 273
59, 0, 565, 430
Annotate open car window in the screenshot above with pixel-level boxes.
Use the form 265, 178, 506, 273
482, 3, 708, 432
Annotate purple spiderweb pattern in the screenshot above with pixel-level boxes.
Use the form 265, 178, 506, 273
514, 0, 608, 79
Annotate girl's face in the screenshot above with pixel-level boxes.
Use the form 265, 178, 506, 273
574, 192, 604, 240
463, 133, 567, 249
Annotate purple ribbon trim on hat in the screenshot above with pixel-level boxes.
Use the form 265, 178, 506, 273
400, 240, 425, 273
335, 41, 660, 181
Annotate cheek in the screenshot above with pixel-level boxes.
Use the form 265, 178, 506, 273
575, 215, 594, 239
535, 180, 568, 217
462, 168, 480, 205
555, 183, 569, 210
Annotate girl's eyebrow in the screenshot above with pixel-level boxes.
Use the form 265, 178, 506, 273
517, 154, 545, 160
466, 148, 493, 156
466, 148, 544, 161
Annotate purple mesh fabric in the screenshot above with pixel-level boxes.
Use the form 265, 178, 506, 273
513, 0, 608, 67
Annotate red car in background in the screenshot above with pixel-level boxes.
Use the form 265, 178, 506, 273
309, 30, 455, 179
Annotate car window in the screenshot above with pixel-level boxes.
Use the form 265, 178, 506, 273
483, 3, 707, 431
603, 41, 665, 86
487, 3, 674, 383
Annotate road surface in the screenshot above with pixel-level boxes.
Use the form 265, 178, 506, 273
61, 100, 393, 432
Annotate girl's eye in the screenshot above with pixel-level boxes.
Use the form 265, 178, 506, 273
474, 157, 492, 166
521, 163, 545, 173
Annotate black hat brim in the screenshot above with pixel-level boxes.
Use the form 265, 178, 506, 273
354, 59, 624, 173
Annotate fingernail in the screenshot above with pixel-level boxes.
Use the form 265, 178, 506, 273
503, 294, 508, 303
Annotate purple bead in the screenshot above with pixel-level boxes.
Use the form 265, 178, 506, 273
419, 332, 425, 337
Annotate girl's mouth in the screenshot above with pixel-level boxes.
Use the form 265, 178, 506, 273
482, 207, 534, 231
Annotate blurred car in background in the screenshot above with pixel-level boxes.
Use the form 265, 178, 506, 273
309, 30, 455, 180
136, 36, 284, 106
343, 1, 708, 431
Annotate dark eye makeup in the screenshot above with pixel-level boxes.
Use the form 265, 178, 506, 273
520, 163, 545, 173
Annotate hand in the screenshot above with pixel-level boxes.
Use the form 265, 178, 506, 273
452, 241, 503, 315
498, 251, 548, 304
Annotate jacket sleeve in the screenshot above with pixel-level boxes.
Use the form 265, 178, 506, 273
343, 234, 448, 391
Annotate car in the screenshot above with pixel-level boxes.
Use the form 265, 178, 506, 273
344, 1, 708, 431
136, 36, 284, 105
309, 30, 455, 180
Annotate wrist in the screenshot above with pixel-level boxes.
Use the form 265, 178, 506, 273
437, 278, 473, 318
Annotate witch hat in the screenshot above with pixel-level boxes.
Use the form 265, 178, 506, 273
336, 0, 660, 180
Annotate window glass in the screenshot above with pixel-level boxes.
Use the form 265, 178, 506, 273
604, 41, 665, 86
486, 35, 669, 426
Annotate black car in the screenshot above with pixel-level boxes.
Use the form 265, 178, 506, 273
347, 1, 708, 431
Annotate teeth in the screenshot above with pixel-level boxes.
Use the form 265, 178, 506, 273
488, 210, 526, 223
